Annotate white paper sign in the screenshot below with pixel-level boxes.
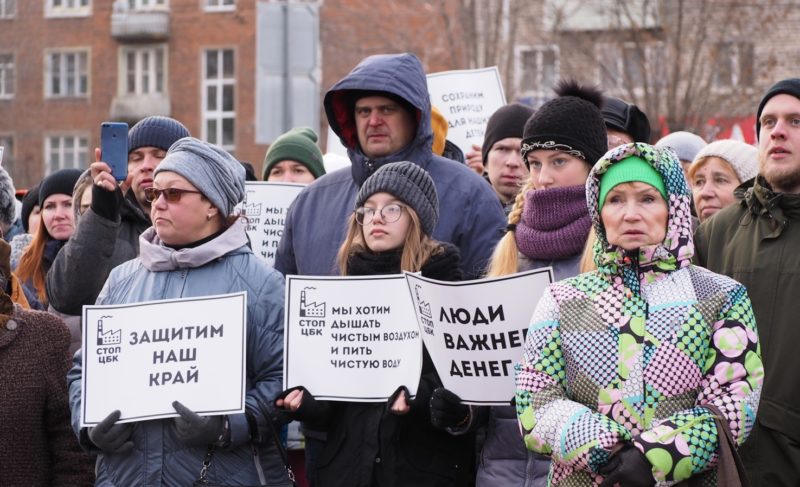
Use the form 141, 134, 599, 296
405, 269, 553, 405
427, 66, 507, 155
80, 292, 247, 426
241, 182, 305, 266
284, 275, 422, 402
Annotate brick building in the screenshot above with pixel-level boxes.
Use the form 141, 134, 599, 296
1, 0, 797, 187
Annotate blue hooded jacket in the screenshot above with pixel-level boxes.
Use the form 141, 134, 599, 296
274, 53, 505, 279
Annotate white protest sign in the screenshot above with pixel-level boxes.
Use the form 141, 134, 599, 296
241, 182, 305, 266
405, 269, 552, 405
80, 292, 247, 426
427, 66, 507, 155
284, 275, 422, 401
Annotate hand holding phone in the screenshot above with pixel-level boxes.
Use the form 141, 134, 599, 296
100, 122, 129, 182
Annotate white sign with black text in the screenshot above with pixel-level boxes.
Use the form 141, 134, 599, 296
284, 275, 422, 402
80, 292, 247, 426
427, 66, 507, 156
240, 182, 305, 266
405, 269, 553, 405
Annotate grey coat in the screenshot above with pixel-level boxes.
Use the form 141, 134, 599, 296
476, 253, 581, 487
67, 219, 288, 486
46, 190, 150, 316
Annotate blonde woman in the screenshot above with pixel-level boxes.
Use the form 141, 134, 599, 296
277, 161, 474, 487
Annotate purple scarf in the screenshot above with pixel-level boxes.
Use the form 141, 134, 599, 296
515, 185, 591, 261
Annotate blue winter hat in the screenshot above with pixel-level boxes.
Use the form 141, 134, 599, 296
128, 116, 190, 154
155, 137, 245, 216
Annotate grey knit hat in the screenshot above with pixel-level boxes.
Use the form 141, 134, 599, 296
355, 161, 438, 236
155, 137, 245, 216
0, 165, 15, 228
691, 139, 758, 183
128, 116, 190, 154
655, 131, 707, 162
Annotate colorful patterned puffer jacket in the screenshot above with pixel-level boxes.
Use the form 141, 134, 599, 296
514, 142, 763, 486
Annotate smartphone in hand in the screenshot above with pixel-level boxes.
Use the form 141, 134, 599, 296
100, 122, 129, 181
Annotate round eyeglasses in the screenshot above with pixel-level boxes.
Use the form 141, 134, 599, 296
354, 204, 406, 225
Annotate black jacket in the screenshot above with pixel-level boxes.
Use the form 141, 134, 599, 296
292, 243, 475, 487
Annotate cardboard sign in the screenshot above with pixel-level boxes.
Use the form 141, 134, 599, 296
284, 275, 422, 401
405, 269, 552, 405
241, 182, 305, 266
427, 66, 507, 155
80, 293, 247, 426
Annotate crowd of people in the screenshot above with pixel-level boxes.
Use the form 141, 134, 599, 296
2, 49, 799, 487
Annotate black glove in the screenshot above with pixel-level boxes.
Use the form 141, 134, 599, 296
172, 401, 227, 447
88, 410, 135, 454
387, 386, 410, 413
598, 444, 655, 487
430, 388, 470, 430
91, 182, 123, 221
276, 386, 322, 420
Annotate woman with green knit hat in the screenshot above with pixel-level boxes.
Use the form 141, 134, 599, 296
515, 142, 762, 486
262, 127, 326, 183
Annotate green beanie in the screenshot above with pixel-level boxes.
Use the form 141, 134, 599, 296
262, 127, 326, 180
598, 156, 667, 210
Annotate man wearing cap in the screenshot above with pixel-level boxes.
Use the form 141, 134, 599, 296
601, 96, 651, 147
481, 103, 534, 212
275, 53, 505, 280
262, 127, 326, 183
46, 115, 190, 316
694, 78, 800, 485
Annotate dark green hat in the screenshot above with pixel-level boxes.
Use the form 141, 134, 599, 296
598, 156, 667, 211
262, 127, 326, 180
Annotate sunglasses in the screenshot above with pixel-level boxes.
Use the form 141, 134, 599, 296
143, 187, 202, 203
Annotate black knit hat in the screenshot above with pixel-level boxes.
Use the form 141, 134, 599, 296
128, 116, 190, 154
756, 78, 800, 139
39, 168, 82, 206
21, 183, 40, 232
521, 80, 607, 166
355, 161, 438, 236
482, 104, 535, 165
602, 96, 651, 143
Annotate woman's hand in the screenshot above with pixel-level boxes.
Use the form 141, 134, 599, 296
276, 388, 304, 412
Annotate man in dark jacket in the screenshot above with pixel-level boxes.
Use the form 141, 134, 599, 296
694, 78, 800, 486
46, 116, 189, 315
275, 53, 505, 279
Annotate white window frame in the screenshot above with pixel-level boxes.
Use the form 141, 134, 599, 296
119, 44, 167, 95
45, 48, 90, 98
0, 134, 13, 169
0, 0, 16, 19
712, 42, 754, 90
514, 44, 560, 100
44, 134, 89, 174
46, 0, 91, 18
0, 53, 13, 99
127, 0, 168, 10
201, 48, 236, 151
204, 0, 235, 12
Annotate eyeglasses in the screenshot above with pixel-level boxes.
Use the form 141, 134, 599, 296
354, 204, 406, 225
143, 187, 202, 203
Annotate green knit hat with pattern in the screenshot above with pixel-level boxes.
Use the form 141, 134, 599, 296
262, 127, 326, 180
598, 155, 667, 210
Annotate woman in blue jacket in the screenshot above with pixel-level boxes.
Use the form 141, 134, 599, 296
67, 137, 289, 486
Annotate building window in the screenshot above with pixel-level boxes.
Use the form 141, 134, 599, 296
120, 45, 166, 95
0, 53, 13, 98
598, 42, 664, 93
204, 0, 234, 12
0, 0, 16, 18
516, 45, 559, 100
0, 135, 13, 172
127, 0, 167, 9
714, 42, 754, 89
45, 135, 89, 174
46, 0, 91, 17
45, 50, 89, 98
202, 48, 235, 150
